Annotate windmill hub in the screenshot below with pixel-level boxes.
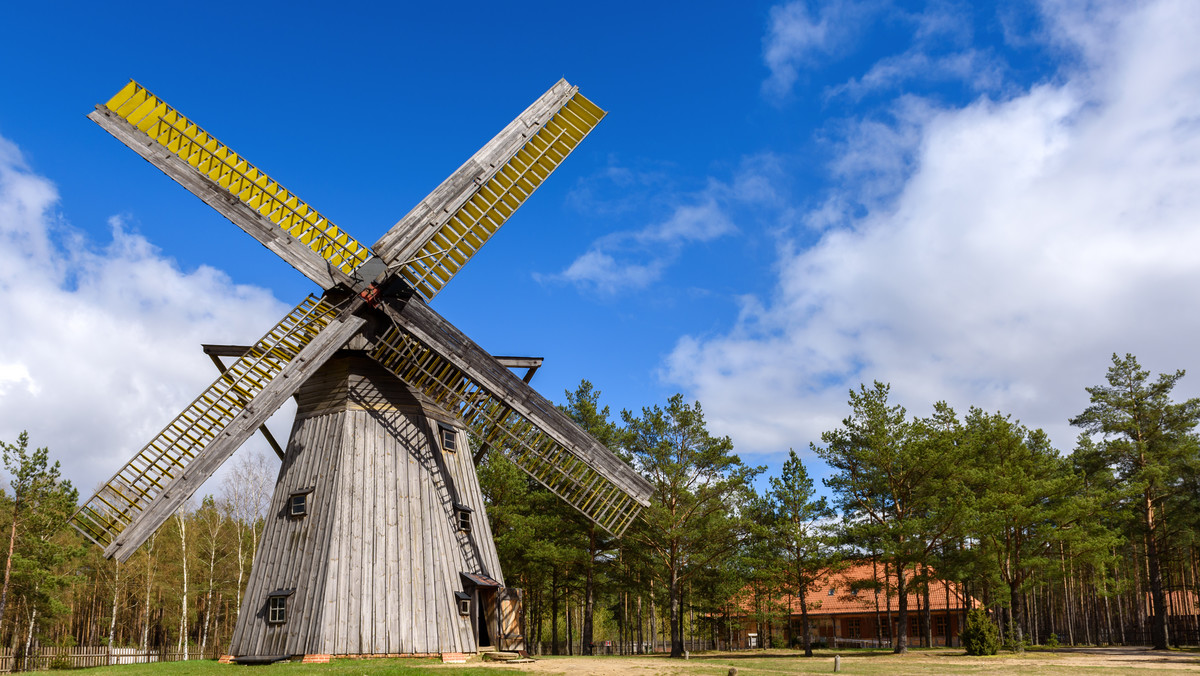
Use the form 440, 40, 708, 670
72, 79, 653, 661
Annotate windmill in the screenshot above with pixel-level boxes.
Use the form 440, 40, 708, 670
72, 80, 653, 662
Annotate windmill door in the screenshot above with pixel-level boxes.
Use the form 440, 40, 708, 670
497, 587, 525, 652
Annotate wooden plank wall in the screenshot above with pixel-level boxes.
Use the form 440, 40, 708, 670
230, 356, 503, 658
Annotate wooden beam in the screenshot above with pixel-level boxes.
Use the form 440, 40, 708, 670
89, 106, 356, 291
491, 356, 542, 383
205, 352, 287, 462
371, 80, 575, 267
381, 296, 653, 508
210, 345, 541, 382
107, 313, 366, 562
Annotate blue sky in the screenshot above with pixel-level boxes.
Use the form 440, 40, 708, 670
3, 1, 1200, 501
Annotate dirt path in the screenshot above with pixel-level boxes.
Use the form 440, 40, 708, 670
429, 647, 1200, 675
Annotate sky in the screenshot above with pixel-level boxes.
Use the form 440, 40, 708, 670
2, 0, 1200, 503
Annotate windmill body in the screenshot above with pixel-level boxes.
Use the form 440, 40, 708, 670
71, 80, 654, 662
231, 349, 507, 658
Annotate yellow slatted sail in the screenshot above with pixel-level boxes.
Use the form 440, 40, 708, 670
100, 81, 372, 276
399, 93, 606, 300
369, 324, 643, 537
71, 296, 341, 548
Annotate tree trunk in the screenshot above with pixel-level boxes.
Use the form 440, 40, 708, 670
1009, 582, 1025, 647
24, 602, 37, 669
894, 563, 908, 653
637, 589, 644, 654
108, 560, 119, 664
202, 543, 215, 654
799, 586, 812, 657
649, 578, 657, 653
884, 561, 893, 648
669, 564, 683, 657
872, 557, 882, 648
0, 496, 21, 633
177, 511, 189, 659
141, 536, 156, 651
922, 564, 933, 648
582, 526, 595, 655
1143, 493, 1169, 649
550, 571, 560, 655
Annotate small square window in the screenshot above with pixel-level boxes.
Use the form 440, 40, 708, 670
267, 589, 294, 624
828, 588, 836, 596
288, 488, 313, 518
454, 502, 472, 533
455, 591, 471, 616
439, 424, 457, 453
268, 596, 288, 623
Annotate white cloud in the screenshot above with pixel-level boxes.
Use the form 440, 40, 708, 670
555, 197, 734, 294
827, 49, 1005, 102
670, 0, 1200, 456
0, 136, 290, 496
547, 155, 790, 295
763, 0, 879, 98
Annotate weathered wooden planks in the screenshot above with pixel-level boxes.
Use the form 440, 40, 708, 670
231, 356, 500, 658
89, 304, 365, 563
377, 296, 654, 511
88, 106, 358, 291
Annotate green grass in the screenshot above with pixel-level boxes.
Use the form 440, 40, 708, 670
68, 658, 474, 676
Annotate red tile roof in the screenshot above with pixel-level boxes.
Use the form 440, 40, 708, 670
733, 562, 976, 616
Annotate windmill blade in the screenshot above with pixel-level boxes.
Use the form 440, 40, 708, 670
72, 295, 366, 562
90, 81, 375, 290
369, 296, 652, 537
373, 80, 606, 301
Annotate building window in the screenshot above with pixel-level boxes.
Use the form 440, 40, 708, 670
846, 618, 861, 639
266, 589, 295, 624
935, 615, 948, 636
456, 591, 471, 616
454, 502, 473, 533
288, 488, 313, 518
909, 617, 919, 636
828, 587, 836, 596
439, 424, 458, 452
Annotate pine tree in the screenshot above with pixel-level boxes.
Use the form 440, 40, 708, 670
767, 449, 839, 656
0, 432, 80, 650
1070, 354, 1200, 650
623, 394, 761, 658
813, 383, 965, 654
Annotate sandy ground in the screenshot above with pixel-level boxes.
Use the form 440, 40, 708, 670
429, 647, 1200, 675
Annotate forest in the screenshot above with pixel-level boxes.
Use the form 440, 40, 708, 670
0, 352, 1197, 666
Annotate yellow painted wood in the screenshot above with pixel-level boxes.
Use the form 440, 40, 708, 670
367, 324, 643, 537
96, 81, 372, 276
400, 92, 606, 300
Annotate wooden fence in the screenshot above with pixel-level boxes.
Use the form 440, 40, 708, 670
0, 646, 224, 672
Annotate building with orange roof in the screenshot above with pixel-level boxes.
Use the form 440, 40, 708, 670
727, 561, 977, 649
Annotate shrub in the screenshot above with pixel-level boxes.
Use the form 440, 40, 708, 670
1045, 633, 1059, 648
962, 608, 1000, 656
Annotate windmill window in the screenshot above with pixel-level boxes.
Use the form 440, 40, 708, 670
266, 589, 295, 624
454, 502, 473, 533
439, 424, 458, 452
456, 591, 471, 616
288, 488, 314, 518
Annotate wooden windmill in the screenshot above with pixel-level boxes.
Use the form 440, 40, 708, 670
71, 80, 653, 662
